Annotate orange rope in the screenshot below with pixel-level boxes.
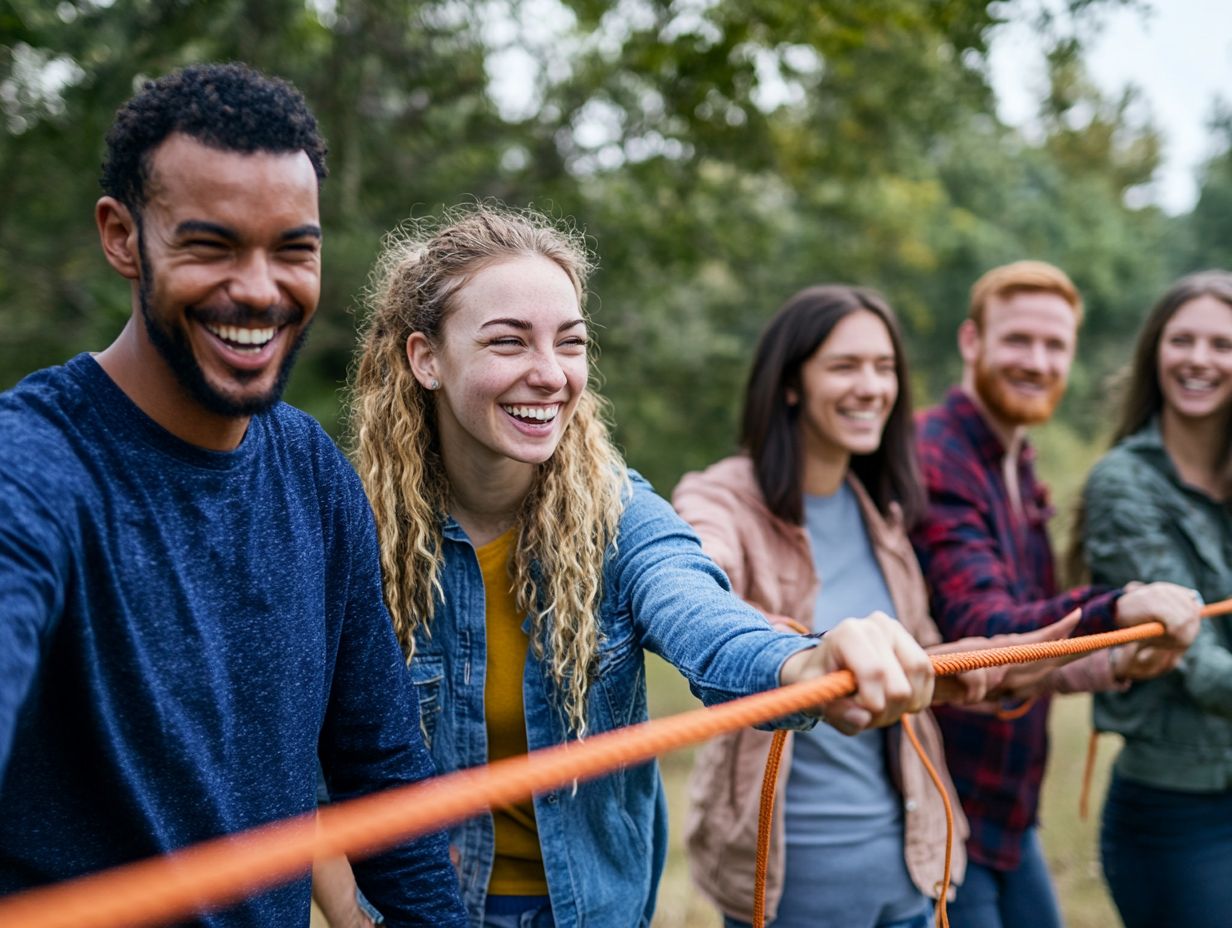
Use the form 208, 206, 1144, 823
751, 717, 955, 928
995, 696, 1038, 720
750, 617, 807, 928
0, 597, 1227, 928
1078, 729, 1100, 821
753, 730, 788, 928
901, 715, 952, 928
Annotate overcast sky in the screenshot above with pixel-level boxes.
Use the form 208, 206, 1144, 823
989, 0, 1232, 213
482, 2, 1232, 215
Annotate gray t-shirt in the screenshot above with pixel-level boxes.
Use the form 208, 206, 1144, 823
774, 482, 925, 926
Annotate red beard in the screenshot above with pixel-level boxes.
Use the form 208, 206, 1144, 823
973, 356, 1066, 426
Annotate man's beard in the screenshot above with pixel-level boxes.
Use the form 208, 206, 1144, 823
137, 238, 310, 418
973, 355, 1066, 427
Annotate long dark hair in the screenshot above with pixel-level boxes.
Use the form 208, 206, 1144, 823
1066, 269, 1232, 583
1109, 270, 1232, 449
740, 284, 925, 527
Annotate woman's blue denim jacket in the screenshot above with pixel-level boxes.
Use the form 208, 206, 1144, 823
409, 474, 814, 928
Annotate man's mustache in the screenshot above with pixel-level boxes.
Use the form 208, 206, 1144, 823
188, 301, 304, 328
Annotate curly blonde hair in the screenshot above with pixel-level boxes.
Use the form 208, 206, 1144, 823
348, 204, 628, 735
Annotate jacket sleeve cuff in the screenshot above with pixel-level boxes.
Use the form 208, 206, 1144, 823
754, 636, 821, 732
1080, 588, 1122, 633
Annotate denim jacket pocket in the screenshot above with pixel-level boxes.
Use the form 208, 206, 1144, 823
410, 652, 445, 746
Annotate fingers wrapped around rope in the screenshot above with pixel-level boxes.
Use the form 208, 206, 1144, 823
1115, 581, 1203, 649
779, 612, 934, 735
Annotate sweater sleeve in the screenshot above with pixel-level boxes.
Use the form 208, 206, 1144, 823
1084, 456, 1232, 718
317, 469, 467, 927
0, 464, 70, 779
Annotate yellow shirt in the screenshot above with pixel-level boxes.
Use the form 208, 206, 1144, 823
476, 528, 547, 895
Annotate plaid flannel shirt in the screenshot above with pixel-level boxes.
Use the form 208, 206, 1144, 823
910, 388, 1121, 871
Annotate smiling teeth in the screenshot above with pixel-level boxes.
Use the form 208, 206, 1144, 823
205, 323, 276, 347
503, 404, 559, 421
1180, 378, 1216, 391
841, 410, 879, 421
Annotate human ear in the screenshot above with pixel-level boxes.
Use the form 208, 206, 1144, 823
406, 332, 440, 390
957, 319, 981, 367
95, 197, 140, 281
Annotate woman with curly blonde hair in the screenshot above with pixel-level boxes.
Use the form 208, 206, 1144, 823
334, 204, 937, 928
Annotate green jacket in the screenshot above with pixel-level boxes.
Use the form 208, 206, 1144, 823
1084, 418, 1232, 792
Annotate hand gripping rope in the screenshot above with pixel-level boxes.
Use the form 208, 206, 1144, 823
0, 598, 1228, 928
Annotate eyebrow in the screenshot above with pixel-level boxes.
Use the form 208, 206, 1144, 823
817, 351, 895, 361
480, 317, 587, 332
173, 220, 322, 242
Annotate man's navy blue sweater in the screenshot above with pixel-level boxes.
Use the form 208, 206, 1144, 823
0, 354, 465, 925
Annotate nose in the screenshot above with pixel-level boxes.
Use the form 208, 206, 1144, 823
854, 363, 882, 396
1189, 339, 1212, 366
228, 251, 281, 310
1024, 340, 1049, 373
526, 349, 568, 392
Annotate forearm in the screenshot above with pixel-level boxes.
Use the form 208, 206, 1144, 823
927, 567, 1119, 640
313, 855, 377, 928
1046, 650, 1124, 695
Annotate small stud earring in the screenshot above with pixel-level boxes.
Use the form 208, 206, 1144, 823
428, 378, 440, 391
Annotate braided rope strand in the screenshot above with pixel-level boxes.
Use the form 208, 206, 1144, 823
0, 599, 1226, 928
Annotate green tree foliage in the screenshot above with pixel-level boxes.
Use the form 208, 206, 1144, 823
0, 0, 1202, 489
539, 1, 1175, 480
1185, 107, 1232, 273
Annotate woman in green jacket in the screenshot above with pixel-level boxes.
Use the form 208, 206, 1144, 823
1077, 270, 1232, 928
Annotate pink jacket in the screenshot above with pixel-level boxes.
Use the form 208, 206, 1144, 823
672, 456, 968, 922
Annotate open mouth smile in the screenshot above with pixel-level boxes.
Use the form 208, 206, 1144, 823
1177, 375, 1219, 393
1004, 374, 1052, 395
501, 403, 560, 423
203, 322, 278, 355
838, 408, 882, 422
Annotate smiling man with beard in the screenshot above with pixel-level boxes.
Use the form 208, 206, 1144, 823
0, 64, 465, 927
909, 261, 1202, 928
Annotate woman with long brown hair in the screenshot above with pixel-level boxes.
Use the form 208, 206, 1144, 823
676, 286, 967, 928
675, 284, 1108, 928
1076, 270, 1232, 928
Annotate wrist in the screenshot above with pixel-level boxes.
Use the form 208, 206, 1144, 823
777, 634, 825, 686
1109, 645, 1126, 684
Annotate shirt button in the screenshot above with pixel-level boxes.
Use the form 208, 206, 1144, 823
545, 792, 558, 804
